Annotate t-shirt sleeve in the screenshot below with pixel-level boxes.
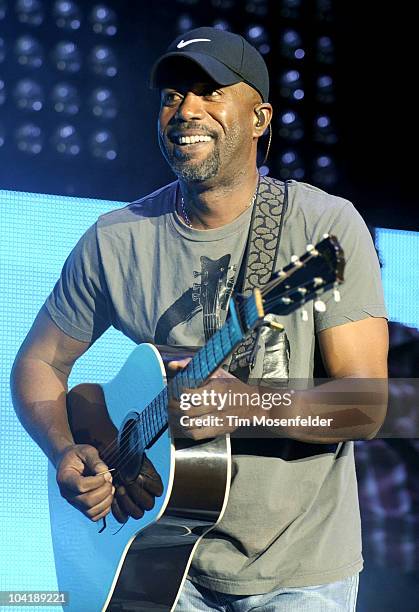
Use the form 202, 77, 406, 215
314, 201, 388, 333
44, 223, 111, 342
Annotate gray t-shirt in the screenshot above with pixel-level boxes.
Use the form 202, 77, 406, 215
45, 177, 387, 594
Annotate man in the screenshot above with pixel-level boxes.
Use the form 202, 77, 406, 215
11, 27, 388, 611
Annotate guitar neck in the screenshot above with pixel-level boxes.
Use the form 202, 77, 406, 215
138, 297, 259, 448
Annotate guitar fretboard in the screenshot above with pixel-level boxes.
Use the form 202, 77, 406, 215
138, 308, 248, 448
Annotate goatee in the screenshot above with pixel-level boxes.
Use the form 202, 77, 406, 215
170, 150, 221, 182
159, 136, 221, 182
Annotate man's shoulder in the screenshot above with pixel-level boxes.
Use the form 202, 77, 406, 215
262, 175, 354, 222
97, 180, 177, 230
287, 179, 352, 220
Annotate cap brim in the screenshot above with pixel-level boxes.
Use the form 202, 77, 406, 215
150, 51, 242, 89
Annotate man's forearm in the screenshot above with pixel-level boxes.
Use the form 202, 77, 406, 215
173, 369, 388, 443
10, 357, 75, 467
257, 377, 388, 443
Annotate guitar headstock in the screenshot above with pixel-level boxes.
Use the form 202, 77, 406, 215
238, 235, 345, 331
261, 234, 345, 318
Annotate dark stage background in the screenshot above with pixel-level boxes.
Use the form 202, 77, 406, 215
0, 0, 417, 229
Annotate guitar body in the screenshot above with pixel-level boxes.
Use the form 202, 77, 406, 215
48, 343, 231, 611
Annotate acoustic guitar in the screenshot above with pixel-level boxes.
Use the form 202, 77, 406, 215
48, 236, 344, 611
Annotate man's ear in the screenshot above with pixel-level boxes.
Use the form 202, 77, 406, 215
253, 104, 273, 135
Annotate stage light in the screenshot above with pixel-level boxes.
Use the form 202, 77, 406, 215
89, 45, 117, 77
312, 154, 337, 185
279, 149, 304, 180
316, 74, 335, 103
280, 29, 305, 60
89, 87, 117, 119
15, 122, 43, 154
279, 110, 304, 141
0, 79, 5, 106
53, 1, 81, 31
15, 35, 43, 68
0, 122, 4, 147
51, 83, 80, 115
279, 69, 304, 101
258, 164, 270, 176
90, 5, 117, 36
0, 0, 6, 19
52, 41, 81, 73
244, 25, 270, 55
89, 130, 118, 160
317, 35, 335, 64
13, 79, 44, 111
212, 19, 230, 30
314, 114, 337, 144
51, 124, 81, 156
0, 37, 4, 63
16, 0, 44, 26
244, 0, 269, 17
177, 14, 195, 33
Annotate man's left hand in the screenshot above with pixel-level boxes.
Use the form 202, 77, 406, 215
167, 358, 258, 440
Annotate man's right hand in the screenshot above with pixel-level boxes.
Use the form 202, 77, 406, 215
55, 444, 114, 522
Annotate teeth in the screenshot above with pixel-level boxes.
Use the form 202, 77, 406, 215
176, 135, 212, 145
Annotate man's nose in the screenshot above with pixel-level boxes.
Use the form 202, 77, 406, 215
175, 92, 205, 121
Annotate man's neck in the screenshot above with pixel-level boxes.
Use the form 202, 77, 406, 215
178, 169, 260, 230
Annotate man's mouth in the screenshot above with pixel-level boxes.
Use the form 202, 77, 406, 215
170, 133, 213, 146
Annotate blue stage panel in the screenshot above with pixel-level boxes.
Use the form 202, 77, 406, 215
376, 227, 419, 330
0, 190, 135, 610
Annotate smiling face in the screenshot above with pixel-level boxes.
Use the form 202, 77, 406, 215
157, 61, 262, 185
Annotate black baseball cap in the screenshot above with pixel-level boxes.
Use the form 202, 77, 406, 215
150, 27, 269, 102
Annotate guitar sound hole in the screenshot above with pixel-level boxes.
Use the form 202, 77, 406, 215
118, 414, 144, 484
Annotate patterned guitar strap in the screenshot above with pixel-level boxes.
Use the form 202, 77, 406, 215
227, 175, 289, 383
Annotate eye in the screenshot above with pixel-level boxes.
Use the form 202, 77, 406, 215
161, 91, 182, 106
204, 88, 222, 99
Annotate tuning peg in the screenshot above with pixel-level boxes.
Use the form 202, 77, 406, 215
301, 309, 309, 321
291, 255, 303, 267
314, 300, 326, 312
333, 289, 341, 302
306, 243, 319, 256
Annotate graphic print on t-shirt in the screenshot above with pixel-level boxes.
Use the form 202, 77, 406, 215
193, 255, 237, 340
154, 254, 237, 344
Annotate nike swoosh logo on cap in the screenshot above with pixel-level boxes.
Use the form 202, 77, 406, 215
177, 38, 211, 48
